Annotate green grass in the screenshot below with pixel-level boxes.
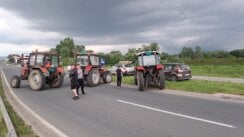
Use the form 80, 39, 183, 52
112, 76, 244, 95
190, 65, 244, 78
166, 80, 244, 95
0, 111, 8, 137
0, 75, 38, 137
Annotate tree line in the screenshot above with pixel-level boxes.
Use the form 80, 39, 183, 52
52, 37, 244, 66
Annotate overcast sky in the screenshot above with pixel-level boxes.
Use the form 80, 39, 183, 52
0, 0, 244, 56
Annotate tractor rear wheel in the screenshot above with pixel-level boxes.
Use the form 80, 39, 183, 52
103, 71, 112, 84
11, 75, 21, 88
49, 74, 63, 88
137, 71, 145, 91
28, 70, 46, 91
87, 69, 100, 87
157, 70, 165, 90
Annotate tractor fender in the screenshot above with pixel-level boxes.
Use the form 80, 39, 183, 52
57, 67, 64, 73
39, 68, 50, 77
84, 65, 93, 75
156, 64, 164, 70
136, 66, 145, 71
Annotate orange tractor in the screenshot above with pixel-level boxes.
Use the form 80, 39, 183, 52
134, 51, 165, 91
75, 52, 112, 87
10, 51, 64, 91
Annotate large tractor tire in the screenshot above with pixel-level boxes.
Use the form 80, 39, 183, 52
103, 71, 112, 84
49, 74, 64, 88
10, 75, 21, 88
157, 70, 165, 90
137, 71, 145, 91
28, 70, 46, 91
87, 69, 100, 87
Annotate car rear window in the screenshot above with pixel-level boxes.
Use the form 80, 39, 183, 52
180, 64, 189, 70
125, 64, 133, 67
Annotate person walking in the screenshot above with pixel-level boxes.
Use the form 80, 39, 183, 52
76, 64, 85, 95
116, 65, 123, 88
69, 64, 79, 100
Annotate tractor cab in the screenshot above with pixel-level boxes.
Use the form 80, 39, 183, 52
28, 53, 59, 68
135, 51, 165, 91
76, 53, 100, 68
137, 51, 161, 67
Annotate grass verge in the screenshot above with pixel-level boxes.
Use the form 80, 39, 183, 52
113, 76, 244, 95
190, 65, 244, 78
0, 75, 38, 137
0, 110, 8, 137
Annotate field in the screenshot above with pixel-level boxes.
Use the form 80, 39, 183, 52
112, 76, 244, 95
190, 65, 244, 78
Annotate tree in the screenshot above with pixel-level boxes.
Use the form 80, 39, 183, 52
86, 50, 94, 54
73, 45, 85, 54
142, 43, 160, 51
230, 49, 244, 58
194, 46, 203, 58
108, 51, 123, 65
56, 37, 75, 58
180, 47, 194, 58
125, 48, 137, 63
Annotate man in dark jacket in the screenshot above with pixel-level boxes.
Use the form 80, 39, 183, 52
116, 65, 123, 88
69, 64, 79, 100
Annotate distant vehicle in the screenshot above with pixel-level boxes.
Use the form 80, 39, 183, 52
109, 61, 135, 76
163, 63, 192, 81
20, 53, 30, 64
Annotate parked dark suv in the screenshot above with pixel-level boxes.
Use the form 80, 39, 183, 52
164, 63, 192, 81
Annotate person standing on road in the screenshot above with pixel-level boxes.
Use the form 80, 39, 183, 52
76, 64, 85, 95
116, 65, 123, 88
69, 64, 79, 100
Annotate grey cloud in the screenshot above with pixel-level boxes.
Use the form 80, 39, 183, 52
1, 0, 244, 53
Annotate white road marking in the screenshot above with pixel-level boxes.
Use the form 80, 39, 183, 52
118, 100, 236, 128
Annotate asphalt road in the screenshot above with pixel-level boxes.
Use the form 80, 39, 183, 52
1, 63, 244, 137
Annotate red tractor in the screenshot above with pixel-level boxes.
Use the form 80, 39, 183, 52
75, 52, 112, 87
10, 51, 64, 91
134, 51, 165, 91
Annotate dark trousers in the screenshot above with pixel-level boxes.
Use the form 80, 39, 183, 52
77, 79, 85, 94
117, 76, 122, 87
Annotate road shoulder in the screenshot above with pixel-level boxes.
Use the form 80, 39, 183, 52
1, 68, 68, 137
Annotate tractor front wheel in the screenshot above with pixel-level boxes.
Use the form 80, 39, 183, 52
157, 70, 165, 90
87, 69, 100, 87
137, 71, 145, 91
28, 70, 46, 91
49, 74, 63, 88
10, 75, 21, 88
103, 71, 112, 84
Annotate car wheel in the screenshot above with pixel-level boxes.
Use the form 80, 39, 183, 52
170, 75, 178, 81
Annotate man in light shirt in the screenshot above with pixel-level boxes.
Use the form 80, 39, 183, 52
76, 64, 85, 95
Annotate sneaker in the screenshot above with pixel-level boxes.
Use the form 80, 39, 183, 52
82, 91, 86, 94
72, 96, 79, 100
